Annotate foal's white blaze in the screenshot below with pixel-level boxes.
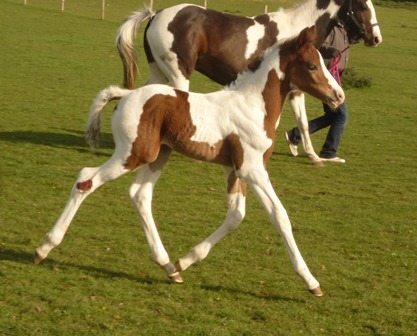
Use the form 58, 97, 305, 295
319, 49, 345, 107
245, 21, 266, 60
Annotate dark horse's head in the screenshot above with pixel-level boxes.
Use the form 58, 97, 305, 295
338, 0, 382, 46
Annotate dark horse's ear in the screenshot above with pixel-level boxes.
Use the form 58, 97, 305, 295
298, 26, 316, 49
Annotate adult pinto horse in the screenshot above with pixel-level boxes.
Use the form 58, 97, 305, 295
116, 0, 382, 164
35, 27, 345, 296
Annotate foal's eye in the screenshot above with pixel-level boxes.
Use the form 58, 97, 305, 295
307, 64, 317, 71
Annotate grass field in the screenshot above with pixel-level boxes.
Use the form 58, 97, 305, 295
1, 0, 416, 335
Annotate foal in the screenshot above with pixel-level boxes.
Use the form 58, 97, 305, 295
35, 27, 344, 296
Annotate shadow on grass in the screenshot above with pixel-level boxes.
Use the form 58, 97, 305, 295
0, 247, 166, 285
1, 247, 304, 302
200, 284, 306, 303
0, 129, 114, 152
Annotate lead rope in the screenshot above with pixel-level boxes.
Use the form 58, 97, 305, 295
328, 46, 349, 86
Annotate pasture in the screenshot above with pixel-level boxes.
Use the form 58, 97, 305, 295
1, 0, 416, 335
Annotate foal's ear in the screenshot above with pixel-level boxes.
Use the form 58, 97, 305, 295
298, 26, 317, 49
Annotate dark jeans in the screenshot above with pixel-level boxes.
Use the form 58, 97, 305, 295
287, 101, 348, 159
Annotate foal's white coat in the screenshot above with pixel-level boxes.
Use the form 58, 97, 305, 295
35, 28, 344, 296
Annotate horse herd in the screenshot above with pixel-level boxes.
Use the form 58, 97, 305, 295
35, 0, 382, 296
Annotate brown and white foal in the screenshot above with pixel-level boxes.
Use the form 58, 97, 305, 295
35, 27, 344, 296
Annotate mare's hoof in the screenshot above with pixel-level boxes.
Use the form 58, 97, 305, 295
311, 159, 325, 167
309, 286, 324, 297
34, 251, 44, 264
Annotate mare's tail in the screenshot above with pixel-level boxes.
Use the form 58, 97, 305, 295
86, 86, 130, 148
116, 6, 156, 89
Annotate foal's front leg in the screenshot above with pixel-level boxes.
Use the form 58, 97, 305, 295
288, 92, 323, 166
244, 166, 322, 296
35, 158, 130, 263
174, 168, 247, 274
128, 146, 182, 282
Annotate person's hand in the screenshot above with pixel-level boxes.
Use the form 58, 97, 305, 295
329, 48, 341, 59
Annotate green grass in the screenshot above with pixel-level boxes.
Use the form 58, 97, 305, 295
1, 1, 416, 335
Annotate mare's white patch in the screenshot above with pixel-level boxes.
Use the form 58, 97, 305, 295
245, 21, 265, 60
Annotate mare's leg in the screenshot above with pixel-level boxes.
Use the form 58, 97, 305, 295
242, 165, 322, 296
147, 47, 191, 91
146, 62, 169, 85
35, 156, 131, 263
174, 168, 247, 273
128, 146, 182, 282
288, 92, 323, 166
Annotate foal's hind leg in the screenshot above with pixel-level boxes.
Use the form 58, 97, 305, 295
35, 157, 130, 263
174, 168, 247, 274
128, 146, 182, 282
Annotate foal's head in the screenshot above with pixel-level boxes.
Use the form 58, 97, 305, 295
281, 26, 345, 109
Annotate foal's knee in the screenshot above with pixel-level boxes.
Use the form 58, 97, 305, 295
128, 183, 140, 201
76, 167, 98, 192
225, 207, 245, 231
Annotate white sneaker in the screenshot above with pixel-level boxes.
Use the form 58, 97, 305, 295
320, 157, 346, 163
285, 132, 298, 157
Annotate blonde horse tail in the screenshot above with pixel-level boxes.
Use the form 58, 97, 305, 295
86, 86, 130, 148
116, 5, 156, 89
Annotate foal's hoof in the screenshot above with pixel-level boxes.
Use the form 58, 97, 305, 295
34, 251, 44, 264
168, 272, 183, 284
168, 261, 183, 283
309, 286, 324, 297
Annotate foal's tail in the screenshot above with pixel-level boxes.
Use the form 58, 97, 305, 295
116, 6, 156, 90
86, 86, 130, 148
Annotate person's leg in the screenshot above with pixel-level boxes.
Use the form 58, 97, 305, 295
319, 101, 348, 159
286, 112, 332, 146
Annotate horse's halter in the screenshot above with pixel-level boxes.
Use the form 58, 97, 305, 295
345, 0, 379, 37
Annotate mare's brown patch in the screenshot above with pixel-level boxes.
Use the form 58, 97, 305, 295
144, 19, 155, 64
166, 6, 279, 86
251, 15, 278, 61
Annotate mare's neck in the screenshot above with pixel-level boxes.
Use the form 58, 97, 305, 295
225, 45, 281, 94
270, 0, 342, 41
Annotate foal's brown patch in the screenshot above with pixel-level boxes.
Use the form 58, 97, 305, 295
125, 89, 247, 171
260, 69, 285, 163
124, 92, 178, 170
76, 179, 92, 192
227, 172, 247, 197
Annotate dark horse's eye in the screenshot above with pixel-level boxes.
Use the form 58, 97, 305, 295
307, 64, 317, 71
